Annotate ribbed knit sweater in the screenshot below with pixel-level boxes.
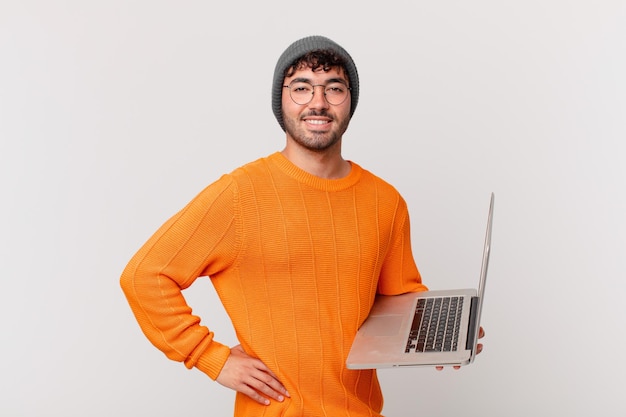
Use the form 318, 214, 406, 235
120, 152, 427, 416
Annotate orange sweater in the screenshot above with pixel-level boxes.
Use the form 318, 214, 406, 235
120, 152, 427, 416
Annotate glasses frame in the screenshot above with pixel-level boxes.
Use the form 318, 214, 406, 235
282, 80, 351, 106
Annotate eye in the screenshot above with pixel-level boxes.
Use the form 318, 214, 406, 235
291, 82, 313, 93
326, 83, 347, 94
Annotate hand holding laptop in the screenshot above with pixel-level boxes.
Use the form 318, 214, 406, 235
435, 326, 485, 370
346, 193, 494, 370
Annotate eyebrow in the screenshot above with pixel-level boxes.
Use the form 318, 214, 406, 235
291, 77, 349, 86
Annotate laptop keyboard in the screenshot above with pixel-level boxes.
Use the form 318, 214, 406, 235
405, 296, 463, 353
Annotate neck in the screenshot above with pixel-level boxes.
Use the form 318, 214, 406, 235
281, 141, 351, 179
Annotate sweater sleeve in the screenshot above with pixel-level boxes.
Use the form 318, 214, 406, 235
120, 174, 240, 380
377, 195, 429, 295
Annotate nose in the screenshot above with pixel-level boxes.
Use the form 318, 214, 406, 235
308, 85, 330, 109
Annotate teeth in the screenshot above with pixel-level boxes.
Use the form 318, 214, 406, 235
307, 120, 328, 125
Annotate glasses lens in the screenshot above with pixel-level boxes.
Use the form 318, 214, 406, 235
288, 82, 314, 105
324, 82, 349, 105
287, 81, 349, 105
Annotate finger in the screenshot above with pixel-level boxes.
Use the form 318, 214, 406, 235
219, 345, 290, 404
222, 368, 285, 405
247, 359, 290, 399
234, 354, 289, 402
247, 369, 289, 402
479, 327, 485, 338
216, 350, 283, 405
239, 383, 274, 405
256, 364, 289, 394
435, 365, 462, 371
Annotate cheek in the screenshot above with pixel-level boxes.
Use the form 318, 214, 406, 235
282, 92, 294, 109
336, 102, 352, 121
281, 95, 293, 114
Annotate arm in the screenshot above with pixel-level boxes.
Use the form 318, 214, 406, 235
119, 176, 238, 379
378, 198, 486, 369
120, 176, 289, 403
377, 195, 428, 295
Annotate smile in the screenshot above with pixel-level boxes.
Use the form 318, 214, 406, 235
305, 119, 331, 125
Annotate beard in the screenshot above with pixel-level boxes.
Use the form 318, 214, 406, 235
283, 110, 350, 152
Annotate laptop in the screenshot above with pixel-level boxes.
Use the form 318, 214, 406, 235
346, 192, 494, 369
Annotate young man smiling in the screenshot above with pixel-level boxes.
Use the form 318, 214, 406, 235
121, 35, 482, 416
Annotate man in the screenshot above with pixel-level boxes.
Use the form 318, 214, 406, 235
120, 35, 482, 416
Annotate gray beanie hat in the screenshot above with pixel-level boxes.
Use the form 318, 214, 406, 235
272, 35, 359, 131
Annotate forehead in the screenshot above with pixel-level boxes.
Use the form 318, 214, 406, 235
284, 65, 348, 84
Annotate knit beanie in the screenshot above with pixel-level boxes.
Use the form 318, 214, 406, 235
272, 35, 360, 131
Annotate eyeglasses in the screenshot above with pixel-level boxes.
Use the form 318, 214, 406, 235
283, 80, 351, 106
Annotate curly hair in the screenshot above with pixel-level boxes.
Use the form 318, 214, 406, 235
284, 49, 349, 81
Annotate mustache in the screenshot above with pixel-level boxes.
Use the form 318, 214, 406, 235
302, 110, 332, 119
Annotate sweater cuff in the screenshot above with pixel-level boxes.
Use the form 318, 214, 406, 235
193, 340, 232, 380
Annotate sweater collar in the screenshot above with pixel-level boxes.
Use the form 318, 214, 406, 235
268, 152, 362, 192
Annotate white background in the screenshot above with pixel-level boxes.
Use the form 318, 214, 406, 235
1, 1, 625, 416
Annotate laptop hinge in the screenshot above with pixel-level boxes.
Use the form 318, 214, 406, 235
465, 296, 480, 350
